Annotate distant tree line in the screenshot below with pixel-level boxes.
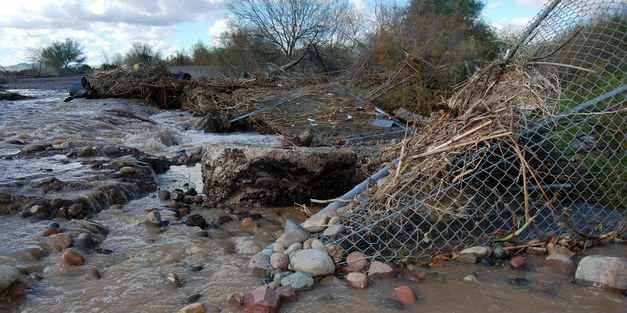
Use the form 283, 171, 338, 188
27, 0, 504, 111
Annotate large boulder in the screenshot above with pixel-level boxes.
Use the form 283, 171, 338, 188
575, 255, 627, 291
201, 144, 359, 206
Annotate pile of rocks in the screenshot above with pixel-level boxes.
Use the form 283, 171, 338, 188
235, 219, 421, 312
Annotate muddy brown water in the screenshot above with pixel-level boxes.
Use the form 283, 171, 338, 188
0, 88, 625, 312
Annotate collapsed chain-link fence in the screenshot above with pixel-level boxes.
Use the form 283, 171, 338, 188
325, 0, 626, 262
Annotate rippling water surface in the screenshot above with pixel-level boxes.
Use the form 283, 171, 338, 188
0, 90, 624, 312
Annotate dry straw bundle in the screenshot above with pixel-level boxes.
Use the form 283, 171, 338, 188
91, 62, 172, 98
370, 59, 559, 222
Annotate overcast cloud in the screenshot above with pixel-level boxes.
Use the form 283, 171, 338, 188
0, 0, 227, 65
0, 0, 544, 66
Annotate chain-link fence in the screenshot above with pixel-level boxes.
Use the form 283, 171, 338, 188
324, 0, 626, 262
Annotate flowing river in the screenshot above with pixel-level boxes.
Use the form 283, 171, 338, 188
0, 86, 624, 312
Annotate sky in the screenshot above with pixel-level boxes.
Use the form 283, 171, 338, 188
0, 0, 549, 67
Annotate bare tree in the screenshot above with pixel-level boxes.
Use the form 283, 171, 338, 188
28, 47, 46, 76
228, 0, 335, 60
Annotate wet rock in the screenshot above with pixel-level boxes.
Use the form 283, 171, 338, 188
545, 253, 576, 276
326, 244, 343, 264
303, 214, 330, 233
322, 224, 343, 237
186, 214, 208, 229
74, 233, 97, 251
546, 243, 575, 257
67, 203, 83, 217
346, 272, 368, 288
510, 256, 526, 269
381, 298, 405, 309
478, 257, 494, 266
225, 292, 245, 306
187, 264, 204, 272
90, 267, 101, 279
62, 250, 85, 266
157, 190, 170, 200
166, 273, 181, 288
289, 249, 335, 277
193, 195, 203, 204
30, 205, 44, 215
21, 246, 45, 260
241, 217, 256, 229
168, 200, 180, 209
214, 215, 233, 227
255, 177, 278, 189
492, 244, 508, 260
48, 221, 60, 229
42, 228, 63, 237
280, 271, 314, 291
0, 264, 20, 293
171, 189, 185, 202
40, 233, 72, 252
146, 210, 162, 226
275, 229, 309, 250
270, 253, 289, 271
235, 237, 261, 255
347, 251, 368, 271
509, 277, 529, 286
575, 255, 627, 291
463, 273, 481, 284
248, 252, 272, 277
460, 246, 491, 258
392, 285, 416, 305
178, 303, 207, 313
275, 285, 298, 301
244, 285, 281, 313
120, 166, 136, 176
368, 261, 395, 280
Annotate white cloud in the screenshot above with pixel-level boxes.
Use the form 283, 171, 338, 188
208, 18, 230, 37
514, 0, 548, 9
491, 16, 533, 36
485, 1, 502, 11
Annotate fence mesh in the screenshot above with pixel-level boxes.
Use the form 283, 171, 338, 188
325, 0, 626, 262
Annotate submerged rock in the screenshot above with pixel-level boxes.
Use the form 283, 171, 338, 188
545, 253, 576, 276
185, 214, 208, 229
510, 256, 526, 269
62, 250, 85, 266
392, 285, 416, 305
146, 210, 162, 226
